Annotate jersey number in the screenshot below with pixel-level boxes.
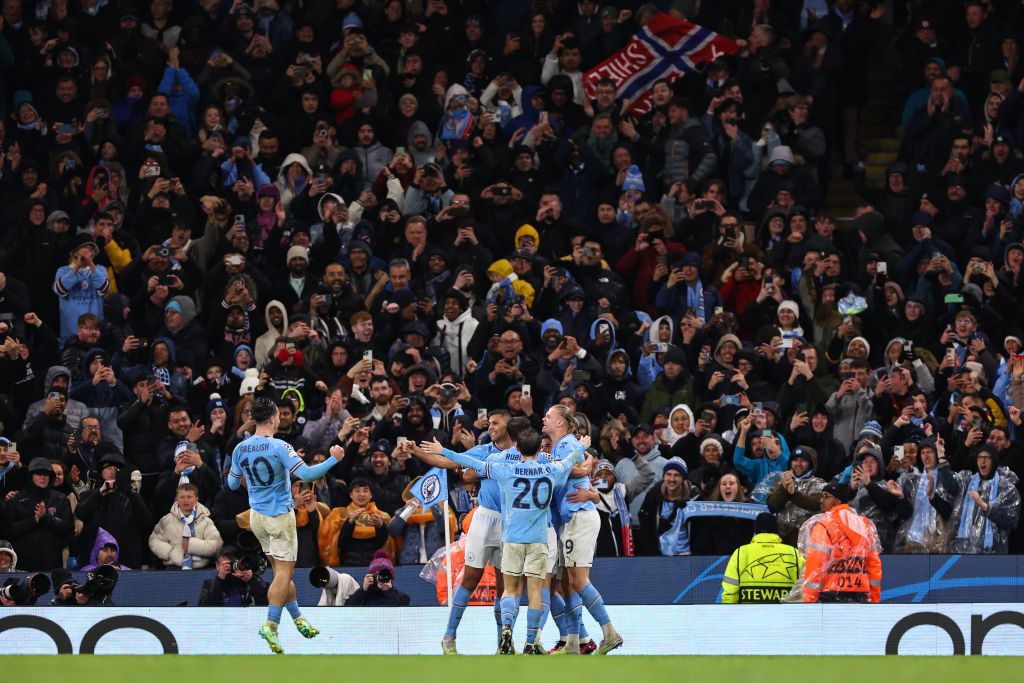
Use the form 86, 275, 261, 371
512, 477, 552, 509
241, 456, 274, 486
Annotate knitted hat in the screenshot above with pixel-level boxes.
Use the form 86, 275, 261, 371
699, 437, 723, 454
663, 457, 688, 478
206, 393, 227, 418
367, 549, 395, 576
663, 345, 688, 366
286, 245, 309, 263
778, 300, 799, 316
594, 460, 615, 476
753, 512, 779, 535
622, 164, 645, 192
540, 319, 564, 338
823, 482, 855, 503
848, 336, 871, 356
239, 368, 260, 395
859, 420, 883, 440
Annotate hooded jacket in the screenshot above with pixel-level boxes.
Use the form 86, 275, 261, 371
434, 306, 479, 374
148, 501, 223, 569
275, 152, 313, 211
255, 300, 289, 368
6, 472, 74, 570
767, 448, 827, 546
80, 527, 132, 571
847, 449, 913, 553
75, 456, 153, 569
22, 365, 89, 429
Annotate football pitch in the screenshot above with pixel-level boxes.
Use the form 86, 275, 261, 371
6, 655, 1012, 683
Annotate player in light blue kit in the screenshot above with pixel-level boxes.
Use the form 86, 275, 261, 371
543, 404, 623, 655
413, 413, 532, 653
420, 429, 588, 655
228, 396, 344, 654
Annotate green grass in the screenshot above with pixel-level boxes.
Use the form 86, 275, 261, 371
4, 655, 1015, 683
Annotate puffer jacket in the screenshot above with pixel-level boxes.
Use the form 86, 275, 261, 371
662, 118, 718, 185
434, 307, 479, 374
148, 502, 223, 569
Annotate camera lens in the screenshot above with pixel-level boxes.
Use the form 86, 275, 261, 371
374, 569, 393, 584
309, 566, 331, 587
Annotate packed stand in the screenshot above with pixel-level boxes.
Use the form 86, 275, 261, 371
0, 0, 1021, 584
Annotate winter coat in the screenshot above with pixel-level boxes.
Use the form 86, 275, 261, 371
636, 485, 689, 556
6, 481, 74, 570
949, 467, 1021, 555
148, 502, 223, 569
640, 371, 696, 424
21, 365, 90, 429
434, 308, 479, 374
75, 472, 153, 569
895, 464, 961, 553
255, 300, 288, 368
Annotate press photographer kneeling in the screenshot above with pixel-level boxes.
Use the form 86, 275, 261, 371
198, 550, 270, 607
343, 550, 410, 606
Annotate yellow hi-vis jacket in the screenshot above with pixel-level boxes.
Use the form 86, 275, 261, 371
721, 532, 804, 603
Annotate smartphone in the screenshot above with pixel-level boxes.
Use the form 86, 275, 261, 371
714, 306, 723, 315
796, 403, 808, 414
760, 429, 773, 438
6, 442, 15, 452
538, 111, 549, 125
894, 445, 905, 459
877, 262, 887, 275
700, 410, 716, 424
395, 146, 406, 155
396, 436, 408, 446
234, 214, 246, 228
946, 347, 956, 363
752, 402, 763, 417
48, 391, 62, 401
656, 342, 669, 353
780, 337, 793, 349
521, 384, 531, 397
363, 350, 373, 362
477, 408, 488, 421
299, 482, 312, 493
362, 68, 372, 83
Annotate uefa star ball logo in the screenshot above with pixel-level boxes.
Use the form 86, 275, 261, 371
421, 474, 441, 505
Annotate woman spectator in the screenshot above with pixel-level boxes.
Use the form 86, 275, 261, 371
689, 472, 756, 556
636, 457, 692, 556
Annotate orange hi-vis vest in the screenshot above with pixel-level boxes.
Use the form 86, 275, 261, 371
802, 504, 882, 603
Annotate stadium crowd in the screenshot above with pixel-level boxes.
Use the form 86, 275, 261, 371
0, 0, 1023, 586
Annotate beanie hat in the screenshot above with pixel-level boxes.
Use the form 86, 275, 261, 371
778, 300, 799, 316
286, 245, 309, 263
663, 345, 688, 366
367, 549, 395, 576
823, 482, 855, 503
753, 512, 779, 535
622, 164, 645, 192
699, 437, 723, 454
540, 319, 564, 338
859, 420, 883, 440
239, 368, 260, 395
206, 393, 227, 418
848, 336, 871, 356
167, 295, 196, 326
663, 456, 688, 478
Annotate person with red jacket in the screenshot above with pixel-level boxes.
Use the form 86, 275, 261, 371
800, 482, 882, 603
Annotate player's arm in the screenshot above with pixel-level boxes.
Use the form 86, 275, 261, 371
227, 447, 243, 490
419, 438, 488, 473
409, 442, 461, 470
289, 444, 346, 482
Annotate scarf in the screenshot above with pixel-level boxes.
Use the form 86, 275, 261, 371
907, 469, 937, 546
957, 470, 1000, 551
685, 281, 706, 324
180, 509, 197, 569
659, 501, 690, 555
348, 502, 385, 540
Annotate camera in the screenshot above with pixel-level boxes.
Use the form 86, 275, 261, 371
582, 246, 598, 257
373, 568, 393, 586
74, 565, 118, 603
232, 530, 267, 575
492, 185, 511, 197
155, 246, 172, 259
0, 573, 51, 605
309, 565, 340, 588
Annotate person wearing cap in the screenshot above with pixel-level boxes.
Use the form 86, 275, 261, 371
5, 457, 74, 570
747, 144, 823, 216
721, 512, 803, 603
950, 445, 1022, 554
768, 446, 826, 545
591, 455, 654, 557
636, 457, 692, 556
799, 482, 882, 603
733, 413, 790, 489
53, 234, 112, 343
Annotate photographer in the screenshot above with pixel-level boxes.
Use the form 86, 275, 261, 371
344, 550, 409, 606
198, 552, 270, 607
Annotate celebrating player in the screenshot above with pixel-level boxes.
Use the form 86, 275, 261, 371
419, 429, 588, 655
413, 411, 528, 654
543, 405, 623, 655
228, 396, 345, 654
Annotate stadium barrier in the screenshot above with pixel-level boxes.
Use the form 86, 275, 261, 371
1, 604, 1023, 655
7, 554, 1024, 606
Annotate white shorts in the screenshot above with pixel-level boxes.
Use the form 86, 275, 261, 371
560, 508, 600, 568
501, 542, 548, 578
464, 507, 503, 570
545, 526, 558, 575
250, 509, 298, 562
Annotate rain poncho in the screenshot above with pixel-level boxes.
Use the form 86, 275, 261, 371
895, 463, 960, 553
785, 504, 882, 603
949, 466, 1021, 554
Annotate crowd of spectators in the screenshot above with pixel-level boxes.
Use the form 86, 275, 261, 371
0, 0, 1023, 584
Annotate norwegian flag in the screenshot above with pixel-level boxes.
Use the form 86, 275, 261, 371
583, 13, 738, 116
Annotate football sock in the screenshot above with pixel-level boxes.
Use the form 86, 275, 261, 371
494, 597, 503, 639
500, 595, 518, 627
566, 591, 583, 636
579, 583, 611, 626
539, 587, 552, 634
267, 604, 282, 626
284, 600, 302, 621
445, 586, 472, 638
550, 592, 568, 636
526, 608, 542, 645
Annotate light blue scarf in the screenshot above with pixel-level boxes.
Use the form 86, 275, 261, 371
958, 470, 999, 551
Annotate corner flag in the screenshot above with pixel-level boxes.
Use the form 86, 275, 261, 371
410, 467, 448, 508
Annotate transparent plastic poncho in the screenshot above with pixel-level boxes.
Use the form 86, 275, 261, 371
781, 506, 882, 603
947, 466, 1021, 555
894, 465, 959, 554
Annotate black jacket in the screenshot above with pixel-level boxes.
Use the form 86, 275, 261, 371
74, 477, 153, 569
6, 482, 74, 570
344, 586, 411, 606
